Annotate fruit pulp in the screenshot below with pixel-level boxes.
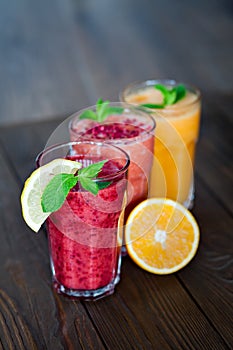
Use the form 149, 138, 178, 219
70, 117, 154, 219
46, 157, 127, 297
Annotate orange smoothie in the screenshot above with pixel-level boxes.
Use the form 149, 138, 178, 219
121, 80, 201, 208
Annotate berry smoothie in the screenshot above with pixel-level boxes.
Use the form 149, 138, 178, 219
41, 146, 129, 299
47, 159, 126, 290
70, 111, 155, 219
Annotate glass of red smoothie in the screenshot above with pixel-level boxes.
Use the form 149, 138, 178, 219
69, 103, 156, 224
36, 141, 130, 300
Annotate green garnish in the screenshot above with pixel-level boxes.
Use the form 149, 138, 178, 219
79, 98, 123, 122
140, 84, 186, 109
41, 160, 111, 213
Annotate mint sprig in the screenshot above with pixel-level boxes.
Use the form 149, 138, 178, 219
79, 99, 123, 122
41, 173, 78, 213
140, 84, 186, 109
41, 160, 111, 213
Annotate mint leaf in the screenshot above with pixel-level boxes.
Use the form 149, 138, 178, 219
141, 103, 164, 109
166, 88, 177, 105
97, 181, 112, 190
97, 100, 111, 122
96, 98, 104, 112
79, 110, 98, 120
78, 160, 112, 195
79, 99, 123, 122
41, 160, 112, 214
154, 84, 169, 104
174, 84, 186, 103
79, 177, 99, 195
78, 160, 107, 178
79, 178, 111, 195
140, 83, 187, 109
41, 173, 78, 212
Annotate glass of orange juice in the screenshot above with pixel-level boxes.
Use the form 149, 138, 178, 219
120, 79, 201, 208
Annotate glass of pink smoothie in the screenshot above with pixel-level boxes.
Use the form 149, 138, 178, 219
36, 141, 129, 300
69, 103, 156, 221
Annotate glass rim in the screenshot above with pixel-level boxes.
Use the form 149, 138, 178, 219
119, 79, 201, 110
36, 140, 130, 182
68, 101, 156, 143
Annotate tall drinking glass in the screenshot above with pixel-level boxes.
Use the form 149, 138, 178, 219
69, 103, 156, 220
37, 141, 129, 300
120, 79, 201, 208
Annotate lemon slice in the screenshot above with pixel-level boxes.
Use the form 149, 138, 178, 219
125, 198, 200, 274
21, 158, 82, 232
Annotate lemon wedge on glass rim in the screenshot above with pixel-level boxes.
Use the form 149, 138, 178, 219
21, 158, 82, 232
125, 198, 200, 274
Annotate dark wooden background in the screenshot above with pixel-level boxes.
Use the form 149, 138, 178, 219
0, 0, 233, 125
0, 1, 232, 349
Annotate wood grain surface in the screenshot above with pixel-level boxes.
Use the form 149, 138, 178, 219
0, 93, 232, 349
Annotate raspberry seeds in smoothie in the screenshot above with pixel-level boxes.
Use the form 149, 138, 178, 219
36, 141, 130, 300
69, 103, 156, 220
47, 157, 126, 291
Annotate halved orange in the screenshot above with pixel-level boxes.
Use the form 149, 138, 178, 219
125, 198, 200, 274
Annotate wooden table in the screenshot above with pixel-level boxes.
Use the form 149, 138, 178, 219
0, 92, 232, 349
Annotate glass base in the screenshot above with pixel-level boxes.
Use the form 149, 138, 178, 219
50, 250, 122, 301
53, 274, 120, 301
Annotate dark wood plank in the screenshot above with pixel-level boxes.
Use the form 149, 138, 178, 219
0, 117, 65, 183
84, 292, 158, 350
179, 178, 233, 348
174, 93, 233, 347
